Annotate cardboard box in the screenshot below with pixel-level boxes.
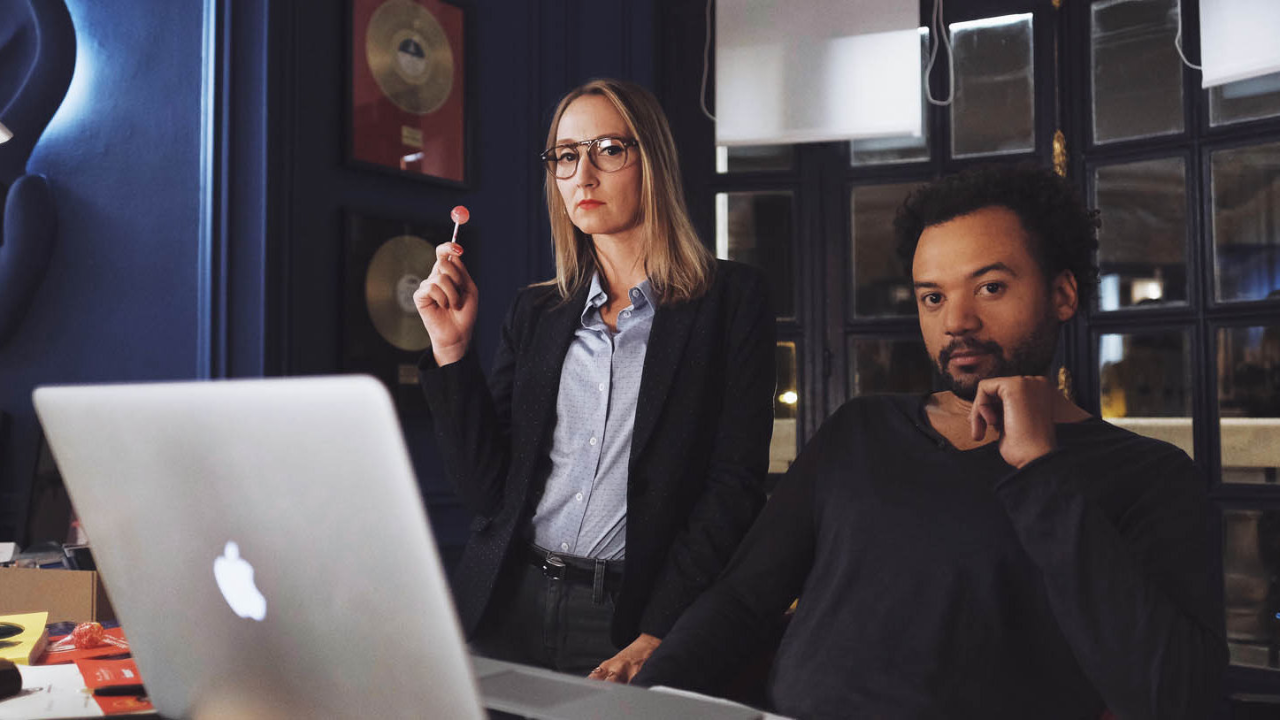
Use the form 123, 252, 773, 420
0, 567, 115, 624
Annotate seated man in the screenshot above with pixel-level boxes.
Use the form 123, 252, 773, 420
633, 164, 1227, 720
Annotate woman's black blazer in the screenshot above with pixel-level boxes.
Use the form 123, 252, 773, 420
420, 259, 775, 647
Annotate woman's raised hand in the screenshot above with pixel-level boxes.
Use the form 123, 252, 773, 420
414, 241, 478, 366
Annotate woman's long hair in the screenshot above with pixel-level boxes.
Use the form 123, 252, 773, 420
541, 78, 714, 305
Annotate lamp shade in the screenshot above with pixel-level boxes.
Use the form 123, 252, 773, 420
716, 0, 921, 145
0, 121, 12, 144
1199, 0, 1280, 87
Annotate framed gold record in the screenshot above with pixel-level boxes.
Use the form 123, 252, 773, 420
348, 0, 470, 187
343, 211, 461, 406
365, 0, 454, 115
365, 234, 434, 352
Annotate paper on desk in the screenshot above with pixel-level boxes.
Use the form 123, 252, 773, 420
0, 663, 103, 719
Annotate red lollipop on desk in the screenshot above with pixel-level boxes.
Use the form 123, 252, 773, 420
450, 205, 469, 244
72, 621, 106, 648
46, 621, 131, 654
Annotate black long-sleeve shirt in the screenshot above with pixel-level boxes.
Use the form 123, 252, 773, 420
634, 394, 1227, 720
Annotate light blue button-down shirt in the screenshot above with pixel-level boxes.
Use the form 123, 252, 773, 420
531, 273, 655, 560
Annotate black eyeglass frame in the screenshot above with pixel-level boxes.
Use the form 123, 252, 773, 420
538, 136, 641, 178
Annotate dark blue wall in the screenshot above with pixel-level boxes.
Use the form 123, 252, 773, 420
0, 0, 205, 539
0, 0, 657, 556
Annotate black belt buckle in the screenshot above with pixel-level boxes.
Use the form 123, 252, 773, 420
542, 553, 567, 581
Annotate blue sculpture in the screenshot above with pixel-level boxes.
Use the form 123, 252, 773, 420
0, 0, 76, 347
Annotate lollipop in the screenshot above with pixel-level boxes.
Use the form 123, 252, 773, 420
46, 621, 131, 654
450, 205, 470, 244
71, 621, 106, 648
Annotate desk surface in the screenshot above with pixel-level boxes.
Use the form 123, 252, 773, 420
3, 651, 791, 720
474, 656, 789, 720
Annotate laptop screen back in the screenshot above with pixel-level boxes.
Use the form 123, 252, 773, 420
33, 376, 485, 719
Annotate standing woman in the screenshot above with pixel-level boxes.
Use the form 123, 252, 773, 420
415, 78, 775, 682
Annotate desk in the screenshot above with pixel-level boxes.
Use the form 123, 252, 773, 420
474, 656, 792, 720
2, 648, 790, 720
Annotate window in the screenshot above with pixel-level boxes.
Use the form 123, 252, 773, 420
664, 0, 1280, 696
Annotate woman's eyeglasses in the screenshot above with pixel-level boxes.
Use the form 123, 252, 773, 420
539, 136, 639, 179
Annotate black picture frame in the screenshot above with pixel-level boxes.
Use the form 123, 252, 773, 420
345, 0, 474, 188
341, 209, 451, 410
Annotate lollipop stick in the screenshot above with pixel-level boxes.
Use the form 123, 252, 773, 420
451, 221, 461, 244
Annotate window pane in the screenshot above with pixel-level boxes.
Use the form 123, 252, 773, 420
716, 145, 795, 174
850, 29, 930, 166
1223, 509, 1280, 670
1210, 71, 1280, 126
850, 182, 919, 318
772, 341, 799, 473
950, 14, 1035, 158
716, 191, 795, 319
1218, 325, 1280, 484
1098, 330, 1193, 457
1090, 0, 1184, 143
1210, 142, 1280, 303
1094, 158, 1188, 310
847, 336, 933, 398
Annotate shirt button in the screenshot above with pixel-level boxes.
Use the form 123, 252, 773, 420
575, 493, 583, 502
589, 437, 598, 446
560, 543, 569, 551
598, 383, 606, 392
622, 311, 631, 318
631, 289, 640, 298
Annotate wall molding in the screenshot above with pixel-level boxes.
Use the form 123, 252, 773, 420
197, 0, 225, 379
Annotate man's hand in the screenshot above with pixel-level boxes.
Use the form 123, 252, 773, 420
969, 376, 1058, 469
587, 633, 661, 684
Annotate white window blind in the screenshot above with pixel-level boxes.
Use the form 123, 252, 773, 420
1199, 0, 1280, 88
716, 0, 922, 146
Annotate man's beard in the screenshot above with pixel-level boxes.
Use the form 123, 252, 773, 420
934, 317, 1059, 401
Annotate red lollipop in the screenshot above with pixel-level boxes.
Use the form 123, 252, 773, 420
450, 205, 469, 244
71, 621, 106, 649
45, 620, 131, 655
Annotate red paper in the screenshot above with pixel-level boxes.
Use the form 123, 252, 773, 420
93, 694, 155, 716
73, 657, 154, 715
75, 657, 144, 690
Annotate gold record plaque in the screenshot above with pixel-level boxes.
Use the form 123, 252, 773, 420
365, 234, 434, 352
365, 0, 454, 115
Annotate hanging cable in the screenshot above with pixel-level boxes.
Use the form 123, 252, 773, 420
1173, 2, 1202, 71
924, 0, 955, 106
700, 0, 718, 122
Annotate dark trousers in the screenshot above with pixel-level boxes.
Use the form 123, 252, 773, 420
470, 554, 619, 676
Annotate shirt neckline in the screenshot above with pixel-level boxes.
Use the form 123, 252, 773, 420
581, 272, 654, 329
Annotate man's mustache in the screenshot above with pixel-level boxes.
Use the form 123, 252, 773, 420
937, 337, 1004, 367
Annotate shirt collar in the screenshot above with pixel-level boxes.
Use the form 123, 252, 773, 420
580, 273, 655, 325
585, 272, 608, 311
630, 278, 655, 311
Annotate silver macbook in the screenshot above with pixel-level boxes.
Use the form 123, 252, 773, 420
33, 376, 762, 719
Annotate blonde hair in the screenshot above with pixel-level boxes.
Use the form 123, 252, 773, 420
541, 78, 714, 306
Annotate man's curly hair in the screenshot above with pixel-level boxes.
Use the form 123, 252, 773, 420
894, 164, 1100, 303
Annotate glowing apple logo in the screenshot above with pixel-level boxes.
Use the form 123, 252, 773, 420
213, 541, 267, 621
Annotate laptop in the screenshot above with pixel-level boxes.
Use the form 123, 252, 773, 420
33, 376, 763, 719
